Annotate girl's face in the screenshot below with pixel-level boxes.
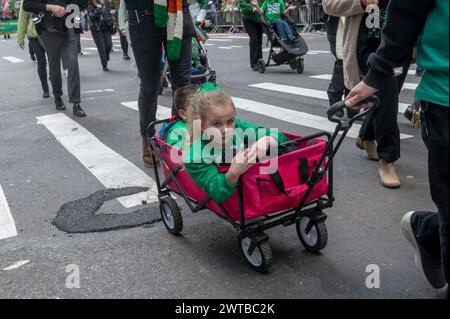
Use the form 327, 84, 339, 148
201, 102, 236, 146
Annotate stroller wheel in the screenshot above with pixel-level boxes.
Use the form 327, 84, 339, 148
160, 196, 183, 236
296, 216, 328, 253
257, 59, 266, 74
296, 58, 305, 74
289, 59, 297, 70
238, 233, 273, 272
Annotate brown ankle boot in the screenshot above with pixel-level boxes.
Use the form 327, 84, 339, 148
142, 137, 159, 168
378, 159, 401, 189
356, 137, 379, 161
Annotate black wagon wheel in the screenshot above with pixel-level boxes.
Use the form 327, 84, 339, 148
160, 196, 183, 235
296, 216, 328, 253
238, 233, 273, 272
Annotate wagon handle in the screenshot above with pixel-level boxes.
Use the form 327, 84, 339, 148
327, 95, 380, 126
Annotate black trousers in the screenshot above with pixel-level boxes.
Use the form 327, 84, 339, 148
119, 29, 128, 56
28, 38, 49, 93
128, 11, 194, 137
358, 65, 409, 163
39, 29, 81, 103
242, 19, 263, 68
91, 30, 112, 67
415, 102, 449, 285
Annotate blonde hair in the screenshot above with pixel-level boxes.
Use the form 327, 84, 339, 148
186, 89, 236, 147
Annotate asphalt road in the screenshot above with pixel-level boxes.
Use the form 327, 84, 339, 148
0, 31, 442, 299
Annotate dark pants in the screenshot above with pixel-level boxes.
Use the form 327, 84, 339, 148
28, 38, 49, 93
119, 29, 129, 56
76, 31, 82, 54
92, 30, 112, 67
328, 59, 345, 106
416, 102, 449, 285
28, 41, 35, 57
242, 19, 263, 68
358, 66, 409, 163
39, 29, 81, 104
128, 11, 194, 137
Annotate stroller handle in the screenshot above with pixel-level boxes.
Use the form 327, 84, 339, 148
147, 118, 171, 139
327, 95, 380, 125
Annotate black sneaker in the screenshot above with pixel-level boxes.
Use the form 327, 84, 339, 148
55, 97, 66, 111
123, 54, 131, 61
73, 103, 86, 117
401, 211, 446, 289
43, 91, 50, 98
103, 66, 110, 72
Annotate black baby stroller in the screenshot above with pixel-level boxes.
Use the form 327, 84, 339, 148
257, 15, 308, 74
160, 32, 216, 94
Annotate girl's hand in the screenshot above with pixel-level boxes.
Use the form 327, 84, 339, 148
250, 136, 278, 160
226, 148, 258, 185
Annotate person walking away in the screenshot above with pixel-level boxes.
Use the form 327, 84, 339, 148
123, 0, 195, 168
23, 0, 88, 117
88, 0, 113, 71
17, 0, 50, 98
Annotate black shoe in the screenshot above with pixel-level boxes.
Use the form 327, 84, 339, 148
30, 54, 36, 62
73, 103, 86, 117
415, 68, 424, 77
43, 91, 50, 98
123, 54, 131, 60
401, 211, 446, 289
251, 65, 258, 71
55, 97, 66, 111
103, 66, 110, 72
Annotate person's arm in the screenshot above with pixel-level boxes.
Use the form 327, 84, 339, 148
345, 0, 436, 107
118, 0, 126, 32
363, 0, 436, 89
87, 5, 102, 19
23, 0, 66, 17
322, 0, 365, 18
17, 1, 28, 49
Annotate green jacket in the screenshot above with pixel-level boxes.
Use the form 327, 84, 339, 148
184, 118, 290, 203
415, 0, 449, 107
239, 0, 263, 23
166, 119, 188, 150
17, 0, 39, 46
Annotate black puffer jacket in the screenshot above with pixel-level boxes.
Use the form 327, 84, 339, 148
87, 3, 113, 32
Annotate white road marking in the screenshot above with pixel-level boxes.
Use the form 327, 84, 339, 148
81, 89, 115, 94
2, 56, 24, 63
250, 82, 413, 114
232, 97, 412, 140
0, 184, 18, 241
3, 260, 30, 271
36, 113, 158, 208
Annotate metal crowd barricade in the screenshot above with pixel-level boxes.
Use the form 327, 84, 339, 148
294, 3, 325, 33
211, 9, 244, 33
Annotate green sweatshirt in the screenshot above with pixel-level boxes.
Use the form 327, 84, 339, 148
184, 118, 290, 203
261, 0, 286, 22
239, 0, 263, 23
166, 120, 188, 150
17, 0, 39, 47
415, 0, 449, 107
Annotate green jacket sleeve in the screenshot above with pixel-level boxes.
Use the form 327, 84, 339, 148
118, 0, 127, 31
185, 160, 237, 203
17, 2, 28, 45
260, 1, 267, 13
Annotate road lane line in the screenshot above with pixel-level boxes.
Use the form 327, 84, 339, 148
36, 113, 158, 208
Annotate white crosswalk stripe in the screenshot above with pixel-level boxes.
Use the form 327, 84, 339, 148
120, 97, 412, 140
0, 183, 17, 241
250, 82, 411, 114
36, 113, 159, 208
309, 74, 419, 91
2, 56, 24, 63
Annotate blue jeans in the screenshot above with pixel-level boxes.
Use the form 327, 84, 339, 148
271, 19, 292, 39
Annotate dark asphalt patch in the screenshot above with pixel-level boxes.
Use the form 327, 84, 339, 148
53, 187, 162, 233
